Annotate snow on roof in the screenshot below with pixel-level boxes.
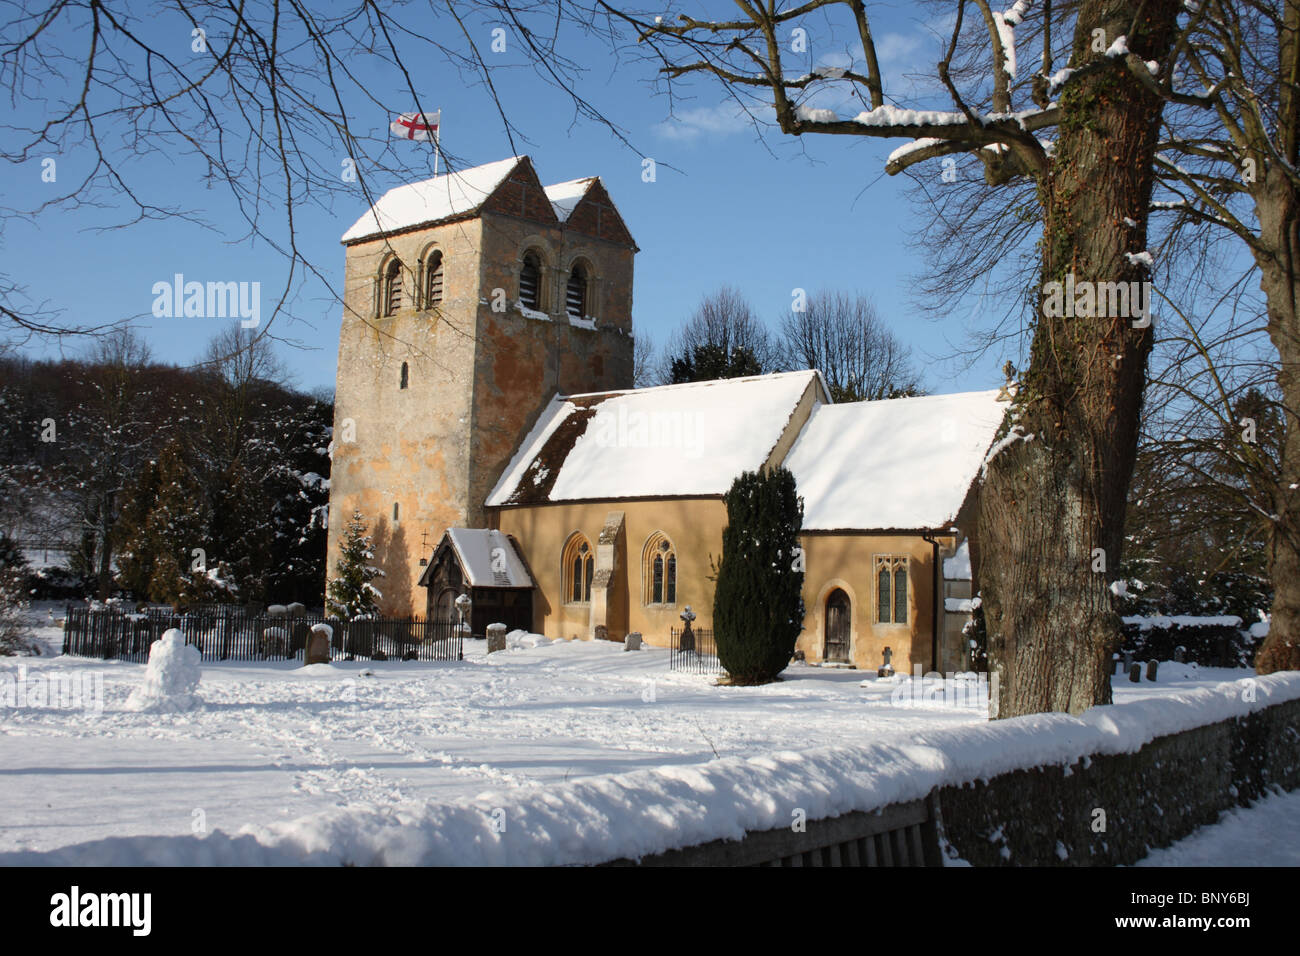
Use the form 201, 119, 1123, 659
443, 528, 534, 588
341, 157, 523, 243
487, 371, 820, 506
943, 540, 971, 580
544, 178, 596, 222
785, 390, 1008, 531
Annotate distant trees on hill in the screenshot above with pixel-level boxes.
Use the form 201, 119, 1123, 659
0, 329, 330, 606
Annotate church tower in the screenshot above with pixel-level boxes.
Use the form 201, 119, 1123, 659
326, 156, 636, 615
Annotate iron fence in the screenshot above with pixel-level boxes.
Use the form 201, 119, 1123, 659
61, 606, 464, 663
669, 625, 722, 675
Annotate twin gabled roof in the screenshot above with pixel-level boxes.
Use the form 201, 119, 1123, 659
340, 157, 627, 244
487, 372, 1010, 532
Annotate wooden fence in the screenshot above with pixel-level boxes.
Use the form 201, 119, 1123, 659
62, 606, 465, 663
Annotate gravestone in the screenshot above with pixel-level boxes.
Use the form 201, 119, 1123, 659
487, 623, 507, 654
878, 646, 894, 678
1123, 652, 1134, 673
624, 631, 643, 652
1146, 659, 1158, 682
306, 623, 332, 665
1174, 645, 1186, 663
286, 602, 306, 617
1128, 662, 1142, 683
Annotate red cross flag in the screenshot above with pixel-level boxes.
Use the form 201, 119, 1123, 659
391, 110, 440, 141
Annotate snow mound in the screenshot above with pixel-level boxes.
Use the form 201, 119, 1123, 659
124, 629, 202, 712
506, 630, 554, 649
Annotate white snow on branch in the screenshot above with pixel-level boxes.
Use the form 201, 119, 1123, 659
795, 103, 838, 123
1125, 250, 1155, 268
886, 137, 944, 164
993, 12, 1017, 79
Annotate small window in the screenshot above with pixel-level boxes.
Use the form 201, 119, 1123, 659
520, 252, 542, 311
566, 263, 588, 319
643, 533, 677, 605
393, 502, 400, 523
876, 556, 908, 624
383, 259, 403, 316
563, 535, 594, 604
399, 361, 408, 389
425, 251, 444, 308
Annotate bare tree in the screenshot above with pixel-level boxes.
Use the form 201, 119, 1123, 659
779, 291, 919, 401
657, 285, 779, 383
632, 325, 658, 388
614, 0, 1191, 717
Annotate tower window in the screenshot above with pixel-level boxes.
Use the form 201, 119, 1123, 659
566, 263, 588, 320
425, 250, 444, 308
400, 361, 409, 389
383, 259, 403, 316
393, 502, 400, 523
519, 252, 542, 312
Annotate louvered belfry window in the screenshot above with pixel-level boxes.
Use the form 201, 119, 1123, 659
425, 251, 444, 308
566, 263, 588, 319
383, 259, 403, 316
519, 252, 542, 311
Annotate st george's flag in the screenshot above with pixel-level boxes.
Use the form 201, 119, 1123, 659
390, 110, 440, 141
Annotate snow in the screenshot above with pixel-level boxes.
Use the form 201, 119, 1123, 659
123, 629, 202, 713
944, 541, 972, 580
784, 390, 1007, 531
1122, 614, 1244, 631
441, 528, 533, 588
795, 104, 838, 124
945, 598, 975, 613
2, 634, 1292, 865
993, 11, 1017, 79
886, 137, 944, 165
487, 370, 820, 505
1125, 250, 1155, 268
1137, 787, 1300, 866
544, 178, 595, 222
341, 157, 524, 243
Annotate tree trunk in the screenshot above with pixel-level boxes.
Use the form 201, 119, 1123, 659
1254, 168, 1300, 674
980, 0, 1182, 718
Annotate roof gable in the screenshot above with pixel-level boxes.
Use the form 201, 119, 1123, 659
560, 178, 636, 248
340, 156, 524, 244
487, 370, 821, 506
419, 528, 534, 588
783, 389, 1009, 531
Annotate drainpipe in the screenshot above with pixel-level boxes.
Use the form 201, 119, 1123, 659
922, 532, 941, 674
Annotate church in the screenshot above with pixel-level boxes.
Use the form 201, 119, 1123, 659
326, 156, 1008, 674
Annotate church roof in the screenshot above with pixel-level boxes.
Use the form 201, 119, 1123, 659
486, 370, 823, 506
341, 156, 524, 243
544, 177, 598, 221
421, 528, 534, 589
785, 389, 1007, 531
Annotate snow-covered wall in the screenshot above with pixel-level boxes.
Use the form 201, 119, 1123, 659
3, 673, 1298, 866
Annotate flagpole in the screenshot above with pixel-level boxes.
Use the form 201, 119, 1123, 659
434, 111, 441, 176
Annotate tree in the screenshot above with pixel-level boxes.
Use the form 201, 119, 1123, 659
625, 0, 1188, 716
657, 286, 778, 383
327, 510, 384, 621
779, 291, 920, 401
669, 342, 763, 383
0, 568, 37, 656
712, 467, 804, 685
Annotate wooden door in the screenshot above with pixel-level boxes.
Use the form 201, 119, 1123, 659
825, 590, 851, 663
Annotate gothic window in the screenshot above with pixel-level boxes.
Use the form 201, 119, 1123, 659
643, 532, 677, 605
382, 258, 404, 316
876, 556, 909, 624
566, 262, 589, 320
563, 534, 594, 604
400, 362, 409, 389
519, 251, 543, 311
424, 250, 444, 308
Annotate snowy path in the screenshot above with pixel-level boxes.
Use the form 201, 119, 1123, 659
0, 615, 1264, 855
1137, 788, 1300, 867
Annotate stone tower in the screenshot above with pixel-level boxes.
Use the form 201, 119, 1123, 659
326, 156, 636, 616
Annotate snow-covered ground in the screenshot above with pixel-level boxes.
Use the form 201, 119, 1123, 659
1137, 788, 1300, 867
0, 602, 1287, 862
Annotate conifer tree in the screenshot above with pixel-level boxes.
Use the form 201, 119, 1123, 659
712, 467, 804, 685
327, 509, 384, 621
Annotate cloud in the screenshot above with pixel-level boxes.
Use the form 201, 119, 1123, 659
653, 104, 769, 142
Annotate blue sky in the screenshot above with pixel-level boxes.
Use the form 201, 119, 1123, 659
3, 2, 1010, 396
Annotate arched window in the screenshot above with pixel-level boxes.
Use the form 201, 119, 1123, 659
399, 361, 409, 389
563, 534, 594, 604
566, 262, 589, 320
643, 532, 677, 605
876, 555, 908, 624
382, 258, 404, 316
519, 251, 543, 312
424, 250, 444, 308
